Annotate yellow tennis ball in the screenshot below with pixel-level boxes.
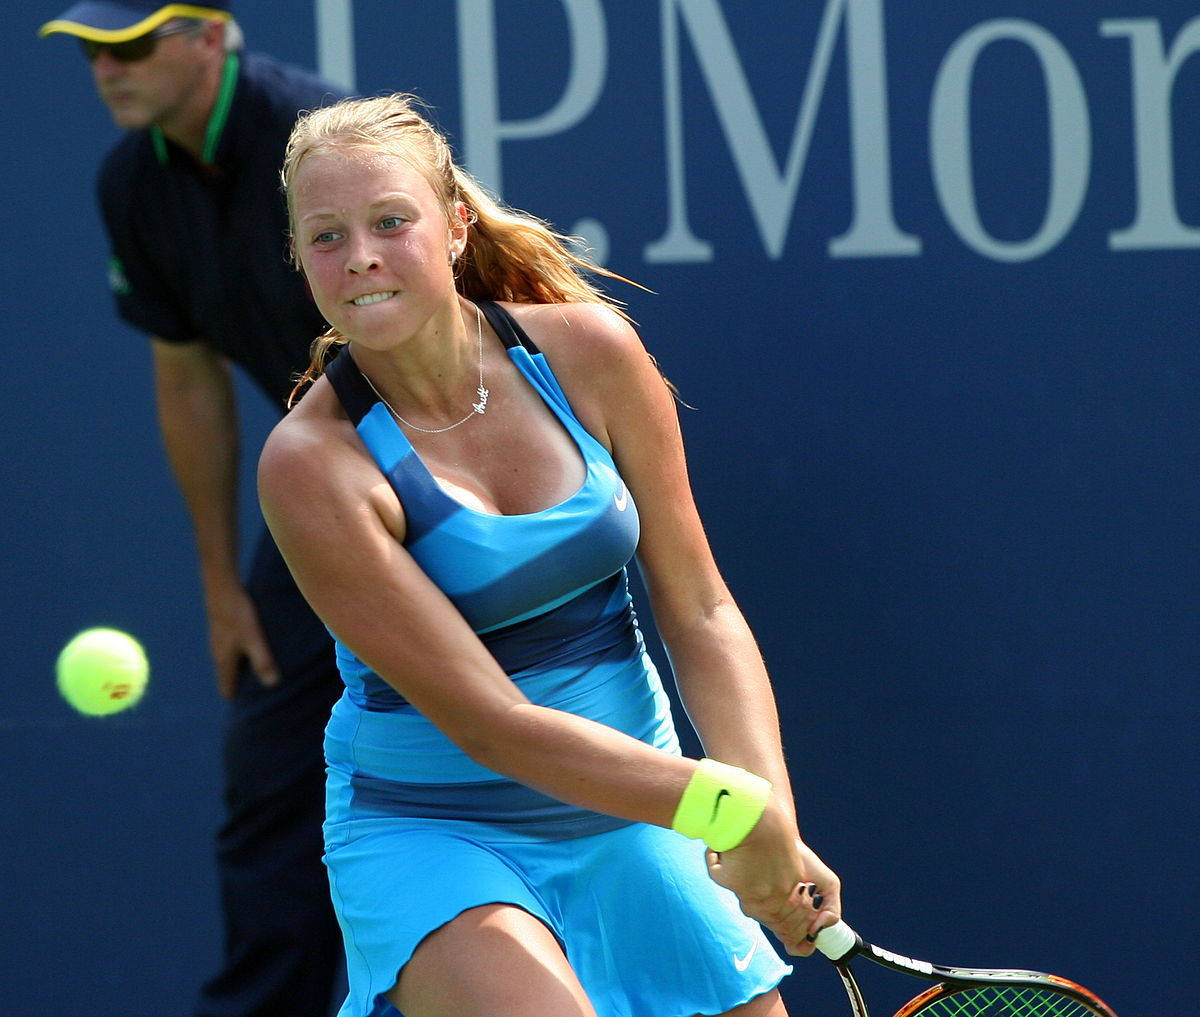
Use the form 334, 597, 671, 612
56, 628, 149, 716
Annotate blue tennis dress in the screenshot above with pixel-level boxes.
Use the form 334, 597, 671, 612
320, 301, 790, 1017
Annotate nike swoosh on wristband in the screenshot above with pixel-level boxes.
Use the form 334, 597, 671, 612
711, 787, 730, 822
733, 938, 759, 971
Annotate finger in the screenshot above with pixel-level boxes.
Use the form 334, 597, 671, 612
742, 901, 792, 926
803, 883, 826, 912
741, 882, 817, 926
215, 658, 238, 701
807, 907, 841, 940
705, 849, 728, 887
246, 642, 280, 688
773, 924, 818, 958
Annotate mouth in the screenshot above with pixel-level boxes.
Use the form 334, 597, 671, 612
351, 291, 398, 307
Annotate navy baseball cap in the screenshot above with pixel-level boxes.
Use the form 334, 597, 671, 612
40, 2, 232, 41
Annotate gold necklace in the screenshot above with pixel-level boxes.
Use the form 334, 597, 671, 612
361, 304, 489, 435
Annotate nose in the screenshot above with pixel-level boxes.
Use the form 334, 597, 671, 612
90, 47, 123, 80
345, 234, 380, 274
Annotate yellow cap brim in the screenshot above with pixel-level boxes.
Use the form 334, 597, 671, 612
39, 4, 231, 42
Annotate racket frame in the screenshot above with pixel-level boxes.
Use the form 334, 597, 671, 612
814, 921, 1118, 1017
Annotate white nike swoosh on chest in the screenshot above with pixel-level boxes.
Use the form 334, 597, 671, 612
614, 483, 628, 511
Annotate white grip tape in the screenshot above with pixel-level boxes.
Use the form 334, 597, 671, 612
815, 920, 858, 961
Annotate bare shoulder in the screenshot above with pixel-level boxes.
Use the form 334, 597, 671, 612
501, 301, 660, 417
258, 377, 379, 516
499, 301, 675, 449
260, 382, 341, 484
503, 301, 645, 373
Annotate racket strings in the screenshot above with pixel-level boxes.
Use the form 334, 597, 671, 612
917, 985, 1099, 1017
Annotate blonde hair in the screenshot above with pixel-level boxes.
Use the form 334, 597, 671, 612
281, 93, 639, 401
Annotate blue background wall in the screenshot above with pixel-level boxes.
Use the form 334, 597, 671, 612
5, 2, 1195, 1014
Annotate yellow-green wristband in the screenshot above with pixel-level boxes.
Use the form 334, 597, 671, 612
671, 758, 772, 852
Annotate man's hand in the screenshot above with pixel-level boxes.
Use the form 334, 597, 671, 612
205, 582, 280, 699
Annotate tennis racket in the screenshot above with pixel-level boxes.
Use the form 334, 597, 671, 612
813, 920, 1119, 1017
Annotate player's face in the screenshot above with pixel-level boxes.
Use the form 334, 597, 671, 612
87, 28, 212, 132
291, 147, 463, 350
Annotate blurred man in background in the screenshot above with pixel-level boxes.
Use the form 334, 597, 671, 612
40, 4, 349, 1014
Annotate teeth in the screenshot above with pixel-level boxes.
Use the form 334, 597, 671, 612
353, 291, 396, 306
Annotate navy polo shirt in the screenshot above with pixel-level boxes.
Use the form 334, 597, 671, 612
97, 51, 347, 405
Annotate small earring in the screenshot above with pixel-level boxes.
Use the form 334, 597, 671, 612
449, 251, 458, 265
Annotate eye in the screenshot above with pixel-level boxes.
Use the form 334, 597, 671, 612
312, 230, 341, 245
378, 215, 407, 230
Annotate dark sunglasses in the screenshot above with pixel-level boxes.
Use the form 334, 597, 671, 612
79, 22, 194, 63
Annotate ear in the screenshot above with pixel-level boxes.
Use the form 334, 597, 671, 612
205, 19, 227, 48
448, 201, 470, 262
190, 18, 227, 59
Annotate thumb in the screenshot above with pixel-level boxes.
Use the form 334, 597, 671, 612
706, 848, 725, 883
247, 642, 280, 688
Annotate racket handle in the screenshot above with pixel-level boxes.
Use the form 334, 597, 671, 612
814, 920, 859, 962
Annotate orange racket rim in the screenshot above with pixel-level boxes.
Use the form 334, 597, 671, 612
893, 976, 1118, 1017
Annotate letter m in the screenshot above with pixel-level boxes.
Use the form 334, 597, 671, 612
646, 0, 920, 262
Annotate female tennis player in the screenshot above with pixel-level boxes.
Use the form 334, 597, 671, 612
258, 93, 841, 1017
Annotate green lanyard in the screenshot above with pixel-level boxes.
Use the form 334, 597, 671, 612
151, 49, 240, 167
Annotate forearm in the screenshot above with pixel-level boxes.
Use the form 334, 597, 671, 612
151, 339, 242, 593
662, 602, 797, 819
473, 701, 697, 829
464, 620, 787, 833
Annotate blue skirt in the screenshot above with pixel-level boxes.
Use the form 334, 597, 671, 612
323, 791, 792, 1017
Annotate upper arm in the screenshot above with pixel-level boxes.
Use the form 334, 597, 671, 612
151, 336, 229, 385
526, 304, 731, 641
530, 307, 789, 781
256, 402, 529, 745
149, 338, 237, 435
